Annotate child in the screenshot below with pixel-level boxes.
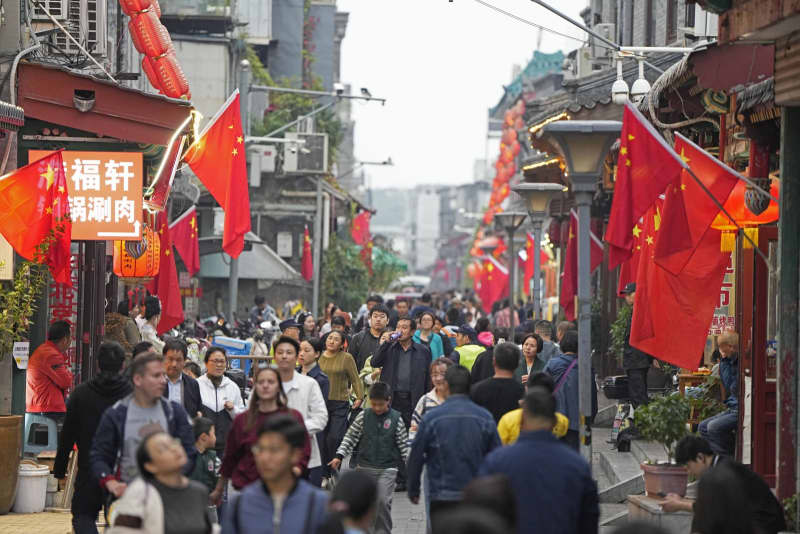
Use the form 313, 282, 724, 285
328, 382, 408, 534
190, 417, 220, 521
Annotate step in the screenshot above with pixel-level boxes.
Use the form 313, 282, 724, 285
594, 403, 619, 428
599, 505, 629, 527
631, 439, 670, 465
599, 472, 645, 504
599, 446, 643, 485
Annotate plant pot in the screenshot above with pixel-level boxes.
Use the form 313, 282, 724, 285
0, 415, 23, 514
641, 462, 688, 498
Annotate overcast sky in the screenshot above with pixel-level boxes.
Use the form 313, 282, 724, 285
336, 0, 589, 190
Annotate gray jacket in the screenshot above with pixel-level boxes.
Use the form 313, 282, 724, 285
221, 479, 328, 534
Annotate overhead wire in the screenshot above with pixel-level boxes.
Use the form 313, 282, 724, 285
472, 0, 618, 52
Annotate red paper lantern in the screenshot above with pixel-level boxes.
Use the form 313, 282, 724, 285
711, 180, 779, 251
501, 147, 514, 163
515, 117, 525, 130
129, 9, 172, 57
511, 140, 521, 156
515, 99, 525, 116
144, 50, 191, 99
119, 0, 159, 16
508, 129, 518, 143
113, 224, 160, 282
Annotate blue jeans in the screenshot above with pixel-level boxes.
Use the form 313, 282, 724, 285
699, 409, 737, 456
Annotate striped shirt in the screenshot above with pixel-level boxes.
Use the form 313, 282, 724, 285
319, 351, 364, 402
409, 389, 445, 443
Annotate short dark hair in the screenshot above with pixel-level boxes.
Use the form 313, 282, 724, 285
130, 351, 163, 377
185, 361, 202, 377
523, 386, 556, 422
534, 320, 554, 338
560, 330, 579, 354
117, 299, 131, 315
395, 298, 409, 307
136, 430, 165, 479
204, 346, 227, 364
493, 342, 520, 371
369, 381, 392, 400
258, 414, 306, 450
397, 317, 416, 331
273, 335, 300, 355
255, 295, 265, 306
193, 416, 214, 440
475, 317, 491, 333
446, 365, 471, 395
521, 333, 543, 353
421, 292, 431, 303
674, 435, 714, 465
527, 372, 555, 393
97, 341, 125, 373
492, 327, 510, 343
366, 294, 384, 304
331, 315, 347, 327
132, 341, 153, 358
370, 304, 390, 318
446, 307, 461, 324
144, 296, 161, 320
47, 320, 71, 342
330, 470, 378, 522
462, 475, 517, 530
162, 338, 188, 359
303, 337, 323, 354
557, 321, 576, 335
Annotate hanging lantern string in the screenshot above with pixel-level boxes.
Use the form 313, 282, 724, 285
683, 165, 773, 271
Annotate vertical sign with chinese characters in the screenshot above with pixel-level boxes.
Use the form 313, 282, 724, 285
708, 254, 736, 336
48, 253, 80, 384
29, 150, 143, 240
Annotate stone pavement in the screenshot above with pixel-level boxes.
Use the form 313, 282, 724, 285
391, 492, 427, 534
0, 510, 73, 534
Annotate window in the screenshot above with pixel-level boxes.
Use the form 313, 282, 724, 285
685, 3, 696, 29
666, 0, 678, 43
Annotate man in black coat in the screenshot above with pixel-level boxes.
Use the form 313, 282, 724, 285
162, 338, 202, 418
54, 342, 132, 534
620, 283, 656, 408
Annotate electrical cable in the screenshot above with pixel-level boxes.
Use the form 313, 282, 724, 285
472, 0, 618, 51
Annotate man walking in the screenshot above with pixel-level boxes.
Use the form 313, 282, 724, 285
350, 304, 390, 371
90, 351, 196, 497
162, 338, 202, 418
54, 342, 131, 534
470, 342, 525, 423
449, 325, 485, 371
407, 365, 501, 530
222, 415, 329, 534
620, 283, 656, 408
535, 320, 561, 365
479, 387, 599, 534
26, 320, 74, 427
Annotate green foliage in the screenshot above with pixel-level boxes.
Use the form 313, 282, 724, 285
322, 235, 369, 314
687, 375, 728, 422
634, 393, 691, 463
369, 246, 407, 293
610, 304, 632, 364
783, 493, 798, 531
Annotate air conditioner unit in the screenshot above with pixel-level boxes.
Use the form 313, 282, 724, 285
32, 0, 68, 20
247, 145, 277, 187
592, 23, 615, 59
53, 0, 108, 57
283, 133, 329, 174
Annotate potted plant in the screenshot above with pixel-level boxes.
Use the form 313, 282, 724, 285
634, 392, 691, 497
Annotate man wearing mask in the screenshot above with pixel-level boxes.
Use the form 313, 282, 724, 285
55, 342, 131, 534
350, 304, 390, 371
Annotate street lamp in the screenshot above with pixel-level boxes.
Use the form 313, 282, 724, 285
535, 120, 621, 466
494, 212, 527, 328
512, 182, 563, 320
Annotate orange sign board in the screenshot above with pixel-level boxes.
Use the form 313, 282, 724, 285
29, 150, 143, 240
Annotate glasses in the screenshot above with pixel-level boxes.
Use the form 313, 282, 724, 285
208, 359, 227, 365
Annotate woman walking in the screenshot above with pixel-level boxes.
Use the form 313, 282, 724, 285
299, 337, 330, 486
412, 312, 444, 360
197, 348, 245, 456
515, 333, 545, 383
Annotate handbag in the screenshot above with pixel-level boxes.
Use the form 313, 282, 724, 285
553, 357, 579, 394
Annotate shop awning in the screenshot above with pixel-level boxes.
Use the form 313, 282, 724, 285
198, 232, 300, 281
17, 62, 193, 146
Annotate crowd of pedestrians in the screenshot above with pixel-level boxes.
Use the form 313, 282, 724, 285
25, 290, 782, 534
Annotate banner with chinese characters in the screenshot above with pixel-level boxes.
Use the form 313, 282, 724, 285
708, 253, 736, 336
48, 253, 80, 383
29, 150, 143, 240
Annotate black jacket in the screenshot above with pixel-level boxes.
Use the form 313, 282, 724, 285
162, 372, 202, 419
623, 312, 653, 369
350, 329, 382, 371
470, 348, 495, 384
371, 340, 432, 408
54, 372, 132, 481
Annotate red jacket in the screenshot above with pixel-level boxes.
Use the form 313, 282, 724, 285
26, 341, 73, 413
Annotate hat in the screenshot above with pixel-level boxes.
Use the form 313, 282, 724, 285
621, 282, 636, 295
279, 319, 301, 331
458, 324, 477, 340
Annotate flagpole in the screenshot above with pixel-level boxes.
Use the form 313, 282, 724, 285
532, 223, 542, 319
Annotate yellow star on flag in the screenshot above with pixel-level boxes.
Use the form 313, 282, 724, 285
680, 183, 687, 191
636, 245, 642, 250
632, 225, 642, 238
620, 146, 628, 155
569, 229, 575, 240
58, 186, 65, 193
52, 197, 59, 205
41, 164, 55, 189
679, 148, 690, 164
237, 136, 243, 144
165, 249, 170, 255
228, 125, 234, 130
190, 217, 196, 229
625, 159, 632, 167
628, 134, 635, 141
232, 148, 238, 156
45, 206, 53, 214
646, 235, 654, 245
487, 263, 494, 272
654, 208, 661, 232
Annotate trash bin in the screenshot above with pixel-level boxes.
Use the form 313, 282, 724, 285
12, 463, 50, 513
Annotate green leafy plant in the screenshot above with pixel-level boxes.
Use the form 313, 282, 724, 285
369, 245, 407, 293
783, 493, 798, 531
321, 235, 369, 313
687, 375, 727, 422
634, 392, 691, 463
610, 304, 632, 363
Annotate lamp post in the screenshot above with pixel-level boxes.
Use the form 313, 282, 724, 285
535, 120, 621, 466
494, 212, 527, 327
512, 182, 563, 320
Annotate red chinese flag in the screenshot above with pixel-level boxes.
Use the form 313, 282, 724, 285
617, 211, 649, 295
351, 211, 371, 245
0, 151, 72, 285
478, 256, 509, 314
492, 238, 507, 259
653, 133, 739, 275
184, 91, 250, 258
360, 241, 374, 275
301, 225, 313, 281
169, 206, 200, 276
521, 233, 549, 295
146, 211, 184, 334
605, 103, 687, 269
559, 210, 604, 321
630, 200, 730, 370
